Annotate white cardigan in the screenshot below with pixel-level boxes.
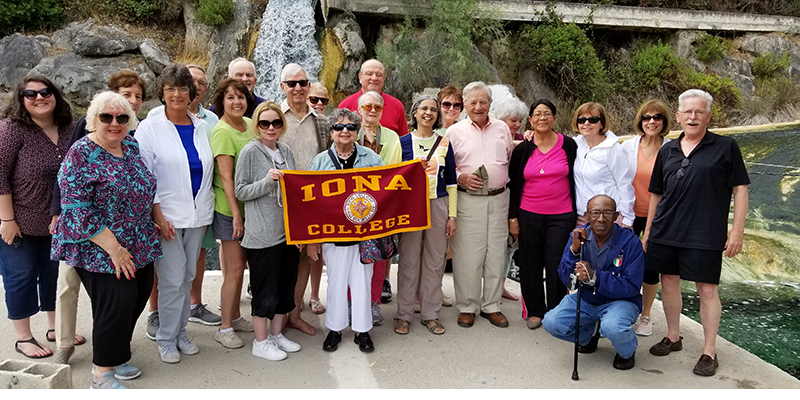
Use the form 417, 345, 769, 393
136, 110, 215, 229
574, 131, 635, 226
620, 135, 671, 177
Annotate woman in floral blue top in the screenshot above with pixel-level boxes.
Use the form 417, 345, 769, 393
51, 91, 162, 389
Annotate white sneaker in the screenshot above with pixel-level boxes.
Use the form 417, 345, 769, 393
177, 336, 199, 355
269, 333, 301, 353
231, 317, 255, 332
158, 344, 181, 364
252, 339, 287, 361
635, 316, 653, 336
215, 329, 244, 349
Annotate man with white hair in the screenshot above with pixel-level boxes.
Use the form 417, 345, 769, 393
446, 81, 514, 328
643, 89, 749, 377
279, 63, 330, 336
227, 57, 266, 117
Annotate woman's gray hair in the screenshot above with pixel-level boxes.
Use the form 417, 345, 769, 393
462, 81, 492, 104
494, 98, 528, 121
329, 108, 361, 130
357, 91, 384, 107
156, 63, 197, 104
409, 95, 443, 130
85, 91, 138, 132
678, 89, 713, 113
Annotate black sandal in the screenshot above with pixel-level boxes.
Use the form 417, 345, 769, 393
15, 337, 53, 359
45, 329, 86, 345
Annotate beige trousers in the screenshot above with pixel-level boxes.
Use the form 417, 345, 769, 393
450, 190, 509, 314
55, 261, 80, 348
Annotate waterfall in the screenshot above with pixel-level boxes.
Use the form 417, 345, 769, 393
253, 0, 323, 103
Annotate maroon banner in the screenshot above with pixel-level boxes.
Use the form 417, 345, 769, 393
280, 160, 431, 244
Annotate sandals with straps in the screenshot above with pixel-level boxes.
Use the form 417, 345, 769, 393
45, 329, 86, 346
394, 318, 409, 335
421, 319, 445, 335
15, 337, 53, 359
309, 299, 326, 315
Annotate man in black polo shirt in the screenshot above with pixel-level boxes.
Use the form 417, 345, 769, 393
642, 89, 749, 377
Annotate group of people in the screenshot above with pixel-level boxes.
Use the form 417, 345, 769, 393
0, 54, 748, 389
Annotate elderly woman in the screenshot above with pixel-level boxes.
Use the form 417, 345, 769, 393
391, 95, 456, 335
621, 99, 672, 337
307, 108, 383, 353
437, 85, 463, 131
210, 78, 256, 349
356, 90, 401, 325
0, 75, 75, 359
51, 91, 161, 389
495, 98, 528, 142
136, 63, 215, 364
307, 82, 330, 116
234, 102, 301, 361
50, 70, 148, 364
572, 102, 634, 227
508, 99, 578, 329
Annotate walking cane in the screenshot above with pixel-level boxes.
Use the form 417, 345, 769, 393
571, 240, 584, 381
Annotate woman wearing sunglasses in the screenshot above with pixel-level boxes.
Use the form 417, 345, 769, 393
355, 90, 401, 326
621, 100, 672, 337
306, 108, 383, 353
52, 91, 161, 389
572, 102, 634, 228
437, 85, 463, 131
234, 102, 302, 361
508, 99, 578, 330
307, 82, 330, 116
209, 78, 257, 349
0, 75, 75, 360
136, 63, 215, 363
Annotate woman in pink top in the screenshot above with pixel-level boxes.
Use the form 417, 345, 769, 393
620, 99, 671, 337
508, 99, 578, 330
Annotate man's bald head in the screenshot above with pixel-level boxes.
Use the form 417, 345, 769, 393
359, 59, 385, 93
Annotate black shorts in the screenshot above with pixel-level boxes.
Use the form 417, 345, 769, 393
645, 241, 722, 284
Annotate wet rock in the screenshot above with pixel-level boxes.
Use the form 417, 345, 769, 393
328, 11, 366, 96
140, 39, 171, 75
0, 34, 48, 90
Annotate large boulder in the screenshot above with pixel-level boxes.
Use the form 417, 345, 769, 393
72, 24, 139, 57
741, 32, 800, 79
139, 39, 171, 75
0, 34, 48, 91
708, 56, 755, 98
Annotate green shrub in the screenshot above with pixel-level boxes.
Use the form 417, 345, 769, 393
752, 52, 792, 79
0, 0, 63, 36
629, 41, 684, 90
683, 70, 742, 125
695, 33, 729, 63
192, 0, 234, 26
60, 0, 168, 24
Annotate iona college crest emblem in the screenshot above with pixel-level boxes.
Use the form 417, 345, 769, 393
344, 192, 377, 224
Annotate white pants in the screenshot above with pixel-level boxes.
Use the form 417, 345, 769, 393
322, 243, 373, 333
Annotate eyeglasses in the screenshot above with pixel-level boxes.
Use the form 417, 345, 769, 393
331, 123, 359, 132
97, 113, 130, 125
164, 87, 190, 94
642, 113, 664, 121
22, 88, 53, 100
283, 80, 309, 88
418, 105, 439, 114
360, 104, 383, 112
577, 116, 601, 124
676, 158, 691, 179
588, 210, 616, 220
532, 112, 553, 119
258, 119, 284, 130
680, 109, 707, 116
441, 101, 462, 110
308, 96, 329, 105
195, 80, 207, 88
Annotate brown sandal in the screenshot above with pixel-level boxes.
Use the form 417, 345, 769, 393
421, 319, 445, 335
394, 318, 409, 335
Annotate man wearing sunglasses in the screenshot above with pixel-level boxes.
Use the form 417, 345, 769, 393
643, 89, 749, 377
278, 63, 331, 337
338, 59, 408, 137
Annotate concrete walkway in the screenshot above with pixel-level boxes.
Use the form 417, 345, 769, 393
1, 268, 798, 389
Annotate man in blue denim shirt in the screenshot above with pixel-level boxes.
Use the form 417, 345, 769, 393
542, 194, 645, 370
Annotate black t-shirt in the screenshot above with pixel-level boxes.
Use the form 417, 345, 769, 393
648, 131, 749, 250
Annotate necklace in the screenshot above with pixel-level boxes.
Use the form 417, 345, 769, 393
535, 148, 549, 174
337, 149, 354, 159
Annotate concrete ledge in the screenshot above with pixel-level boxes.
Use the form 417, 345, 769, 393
0, 359, 72, 389
324, 0, 800, 33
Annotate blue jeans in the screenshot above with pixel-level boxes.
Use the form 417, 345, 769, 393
0, 235, 58, 319
542, 292, 639, 358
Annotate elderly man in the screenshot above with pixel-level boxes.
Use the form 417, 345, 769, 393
542, 195, 644, 370
446, 81, 514, 328
279, 63, 330, 336
338, 58, 408, 305
210, 57, 265, 118
643, 89, 749, 377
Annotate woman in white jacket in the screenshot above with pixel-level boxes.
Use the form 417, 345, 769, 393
620, 99, 672, 337
572, 102, 635, 227
136, 63, 215, 364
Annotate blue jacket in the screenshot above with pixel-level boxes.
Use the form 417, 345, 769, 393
308, 143, 383, 171
558, 224, 645, 312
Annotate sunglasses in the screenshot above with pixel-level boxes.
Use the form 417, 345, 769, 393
441, 101, 462, 110
97, 113, 130, 125
283, 80, 309, 88
360, 104, 383, 113
22, 88, 53, 100
676, 158, 691, 179
308, 96, 329, 105
642, 114, 664, 121
331, 123, 360, 132
577, 116, 601, 124
258, 119, 284, 130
